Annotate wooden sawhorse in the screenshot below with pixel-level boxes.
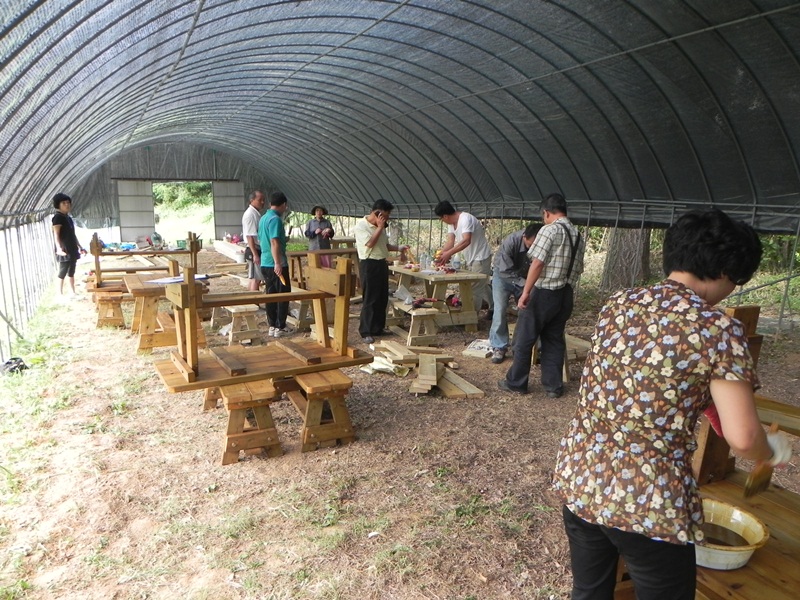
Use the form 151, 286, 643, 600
287, 370, 355, 452
211, 380, 285, 465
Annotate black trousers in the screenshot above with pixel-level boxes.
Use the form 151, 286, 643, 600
261, 267, 290, 329
359, 258, 389, 337
562, 506, 696, 600
505, 284, 573, 393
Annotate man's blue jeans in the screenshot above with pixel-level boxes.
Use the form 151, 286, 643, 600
489, 272, 520, 350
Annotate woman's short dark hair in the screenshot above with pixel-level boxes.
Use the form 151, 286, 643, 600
52, 192, 71, 209
663, 209, 762, 285
434, 201, 456, 217
371, 198, 394, 213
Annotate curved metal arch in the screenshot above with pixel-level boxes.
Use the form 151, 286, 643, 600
0, 8, 194, 197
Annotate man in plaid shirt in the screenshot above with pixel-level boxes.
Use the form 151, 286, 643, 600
498, 193, 585, 398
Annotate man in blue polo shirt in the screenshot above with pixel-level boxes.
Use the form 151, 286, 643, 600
258, 191, 290, 338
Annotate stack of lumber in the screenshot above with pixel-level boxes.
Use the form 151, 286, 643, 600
372, 341, 484, 398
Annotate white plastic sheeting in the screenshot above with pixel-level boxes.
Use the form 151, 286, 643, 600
2, 1, 800, 231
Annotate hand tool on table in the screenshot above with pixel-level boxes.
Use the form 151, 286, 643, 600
411, 297, 439, 310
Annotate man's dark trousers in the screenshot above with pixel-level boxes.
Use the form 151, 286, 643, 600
359, 258, 389, 337
505, 284, 574, 393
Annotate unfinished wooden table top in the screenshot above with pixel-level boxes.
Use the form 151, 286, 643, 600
154, 339, 373, 393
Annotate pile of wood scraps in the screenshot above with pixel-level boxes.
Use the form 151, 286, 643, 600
371, 340, 484, 398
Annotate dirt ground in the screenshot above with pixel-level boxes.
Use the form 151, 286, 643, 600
1, 249, 798, 599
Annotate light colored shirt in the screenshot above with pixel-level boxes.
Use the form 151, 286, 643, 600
449, 212, 491, 265
242, 204, 262, 247
354, 216, 390, 260
527, 217, 584, 289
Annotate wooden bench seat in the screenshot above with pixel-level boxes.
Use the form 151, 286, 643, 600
95, 292, 125, 328
216, 380, 284, 465
288, 369, 356, 452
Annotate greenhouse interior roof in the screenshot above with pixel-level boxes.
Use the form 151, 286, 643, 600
2, 0, 800, 232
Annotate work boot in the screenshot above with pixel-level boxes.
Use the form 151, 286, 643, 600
491, 348, 506, 364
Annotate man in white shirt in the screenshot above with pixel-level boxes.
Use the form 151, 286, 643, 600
354, 199, 409, 344
434, 200, 493, 316
242, 190, 265, 291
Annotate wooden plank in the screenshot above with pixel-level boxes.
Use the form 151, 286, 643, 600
274, 340, 322, 364
156, 311, 176, 331
219, 383, 252, 406
286, 390, 309, 421
169, 350, 196, 383
435, 376, 467, 398
210, 347, 247, 376
295, 369, 352, 394
441, 368, 484, 398
303, 267, 347, 296
418, 354, 438, 384
755, 395, 800, 438
409, 381, 433, 394
201, 289, 330, 309
380, 340, 417, 360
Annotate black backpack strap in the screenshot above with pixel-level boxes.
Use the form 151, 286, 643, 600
558, 223, 581, 282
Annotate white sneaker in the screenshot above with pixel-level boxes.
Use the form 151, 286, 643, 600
268, 326, 277, 337
273, 328, 284, 338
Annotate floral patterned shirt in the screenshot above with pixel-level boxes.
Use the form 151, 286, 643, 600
552, 280, 758, 544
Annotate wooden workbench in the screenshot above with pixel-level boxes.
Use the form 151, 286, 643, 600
154, 339, 371, 392
123, 273, 207, 351
388, 265, 488, 333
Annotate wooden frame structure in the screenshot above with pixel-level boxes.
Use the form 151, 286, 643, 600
154, 256, 371, 391
89, 232, 200, 287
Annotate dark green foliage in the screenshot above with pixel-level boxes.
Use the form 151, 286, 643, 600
152, 182, 212, 211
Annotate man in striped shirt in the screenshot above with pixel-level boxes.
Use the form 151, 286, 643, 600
498, 193, 585, 398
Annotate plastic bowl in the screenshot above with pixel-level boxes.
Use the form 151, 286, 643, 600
695, 498, 769, 570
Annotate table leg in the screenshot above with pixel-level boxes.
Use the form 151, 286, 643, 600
131, 297, 145, 333
137, 297, 159, 351
458, 282, 478, 333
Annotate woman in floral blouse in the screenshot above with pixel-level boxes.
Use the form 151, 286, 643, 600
553, 209, 791, 599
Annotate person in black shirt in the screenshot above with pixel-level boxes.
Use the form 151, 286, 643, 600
51, 193, 84, 295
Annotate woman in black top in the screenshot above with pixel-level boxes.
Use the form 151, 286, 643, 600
51, 193, 84, 295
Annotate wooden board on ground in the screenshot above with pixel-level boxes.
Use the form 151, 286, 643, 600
373, 340, 454, 365
440, 368, 484, 398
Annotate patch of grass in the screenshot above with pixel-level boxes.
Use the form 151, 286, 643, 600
80, 416, 107, 435
110, 399, 131, 416
453, 494, 490, 526
310, 529, 347, 552
220, 509, 260, 539
120, 372, 152, 397
0, 465, 21, 496
372, 544, 415, 578
0, 579, 32, 599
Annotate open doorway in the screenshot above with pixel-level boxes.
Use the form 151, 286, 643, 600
152, 181, 216, 245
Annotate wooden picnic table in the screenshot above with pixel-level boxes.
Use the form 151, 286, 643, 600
329, 237, 356, 249
388, 265, 488, 333
123, 273, 206, 352
90, 232, 200, 286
